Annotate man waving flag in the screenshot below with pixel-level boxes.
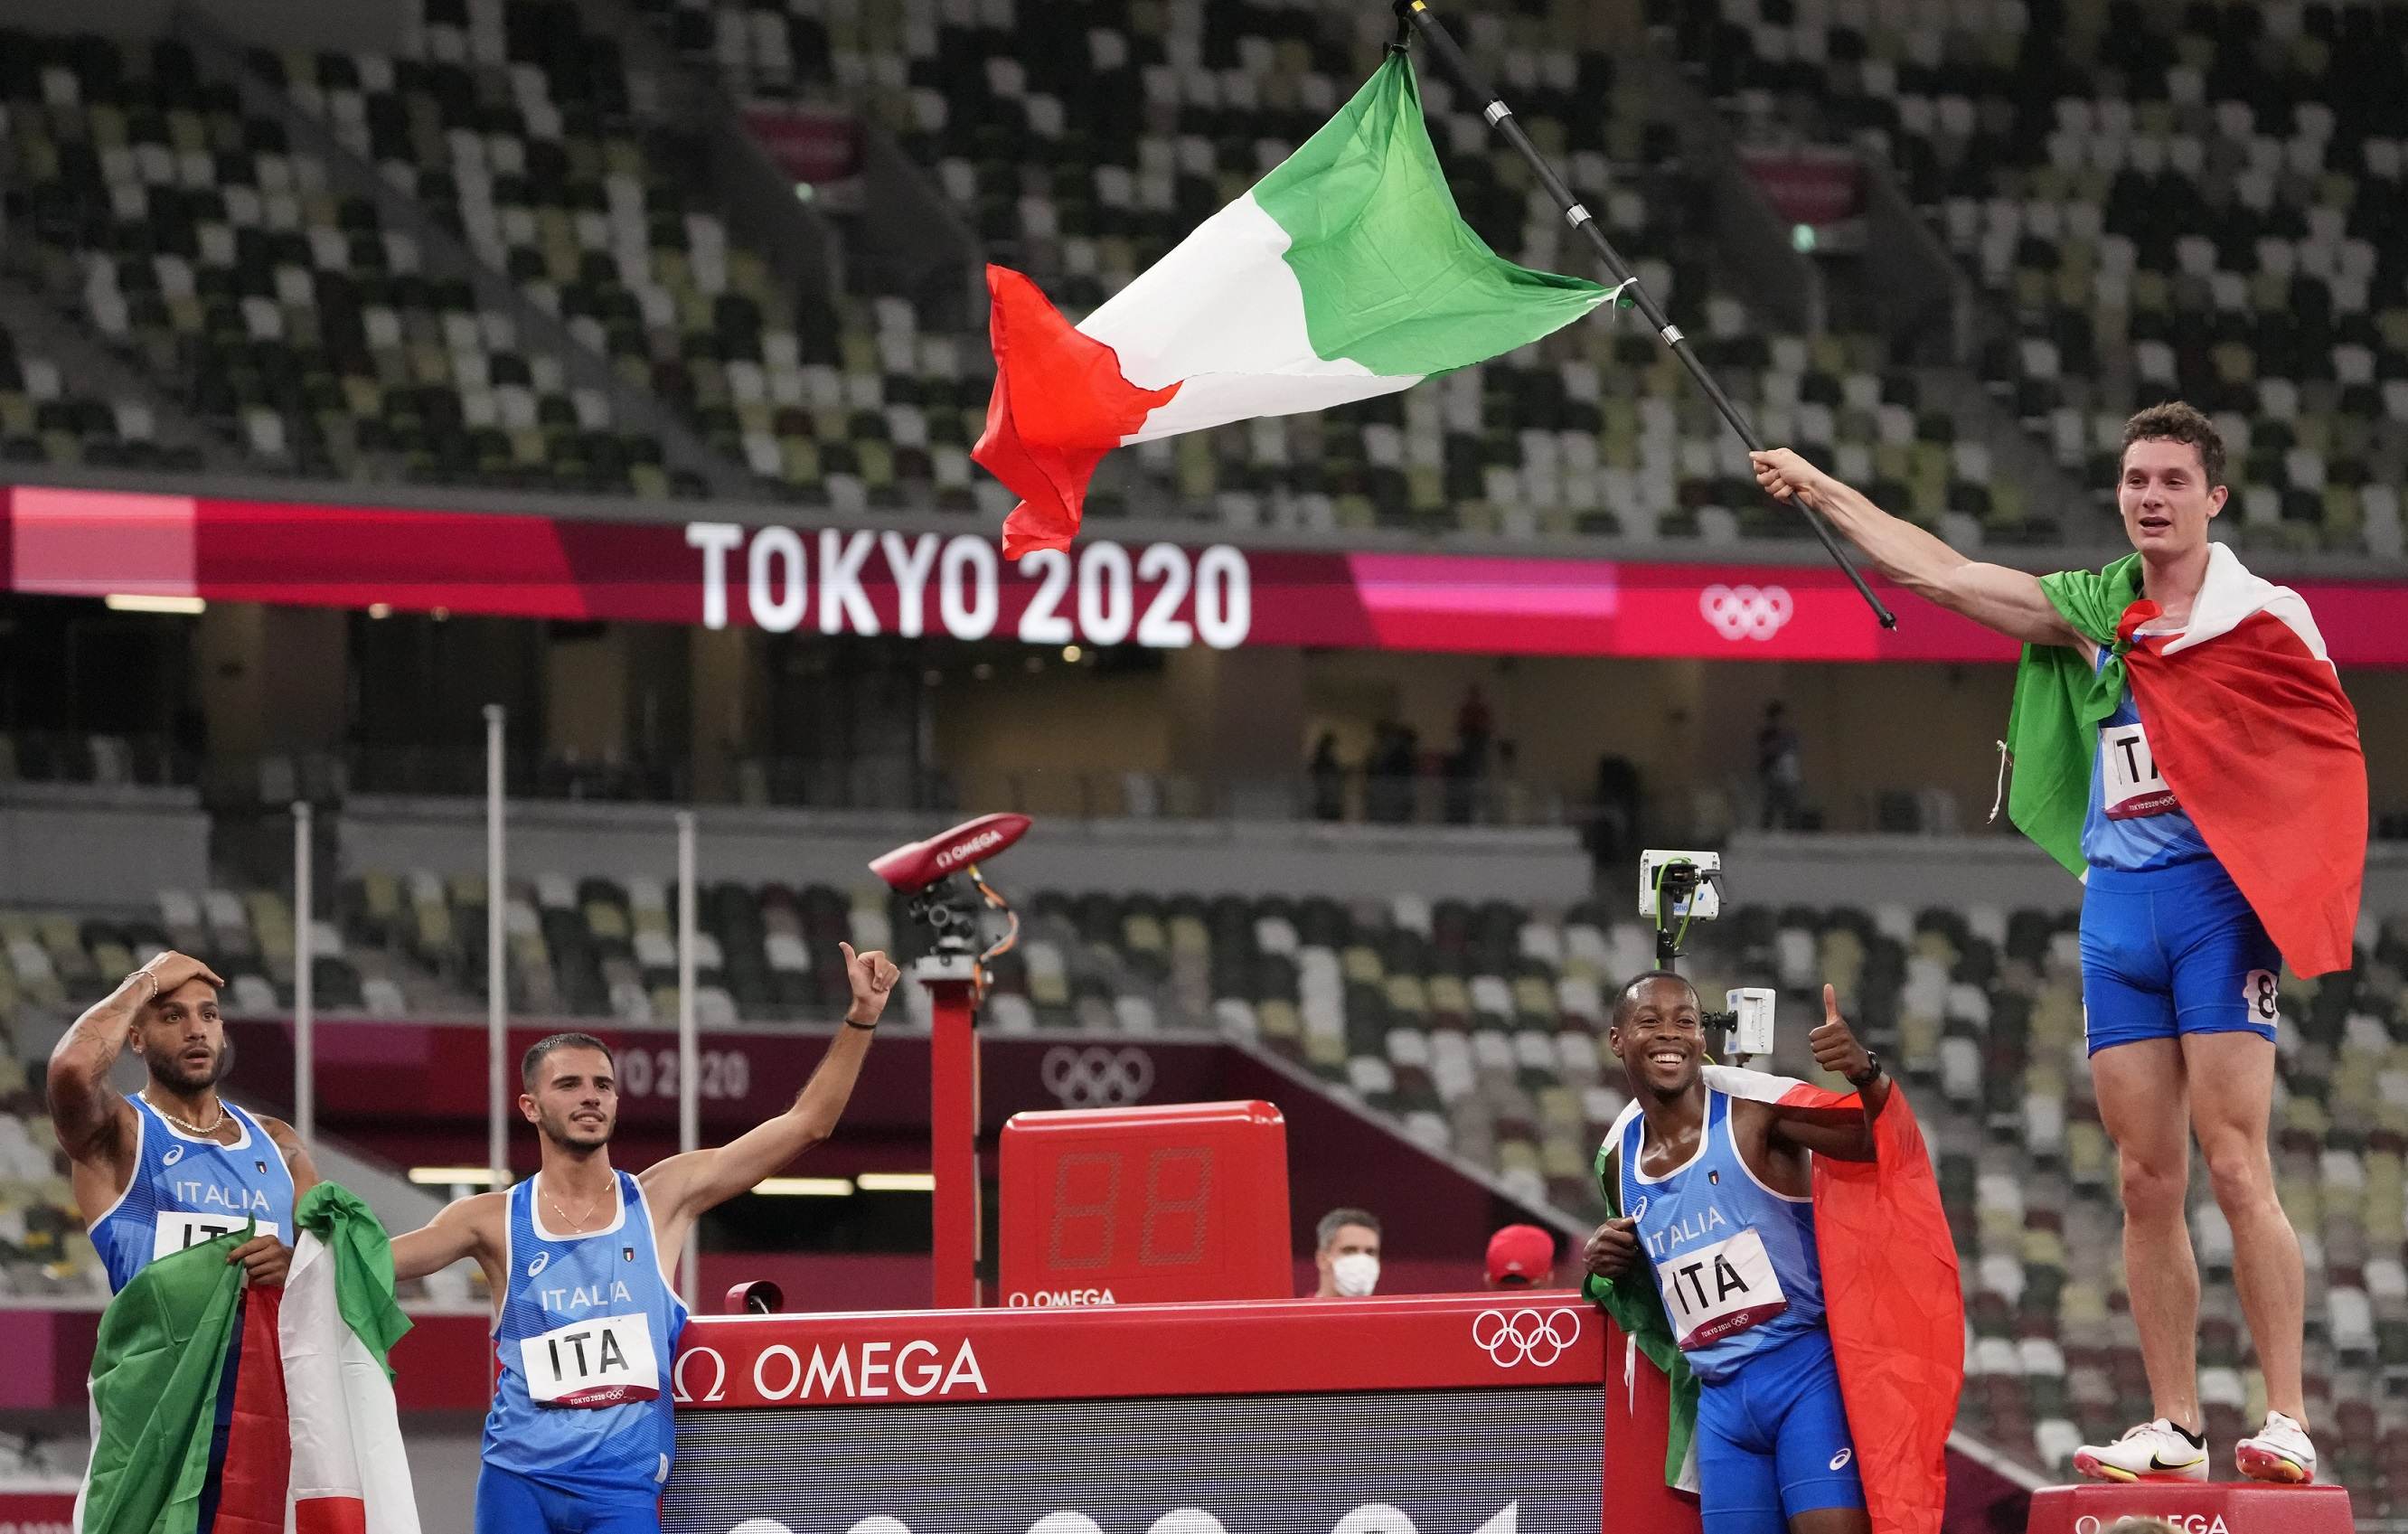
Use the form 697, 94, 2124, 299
974, 52, 1610, 556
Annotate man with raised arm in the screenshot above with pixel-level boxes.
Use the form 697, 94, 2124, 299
391, 941, 900, 1534
1754, 403, 2366, 1484
49, 948, 315, 1294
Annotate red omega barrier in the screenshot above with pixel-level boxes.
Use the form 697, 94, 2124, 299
662, 1292, 1702, 1534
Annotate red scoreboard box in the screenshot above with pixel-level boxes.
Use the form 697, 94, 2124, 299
996, 1099, 1293, 1307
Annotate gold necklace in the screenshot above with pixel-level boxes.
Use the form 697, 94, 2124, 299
540, 1173, 608, 1231
142, 1091, 226, 1136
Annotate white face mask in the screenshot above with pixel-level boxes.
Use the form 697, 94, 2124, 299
1330, 1252, 1380, 1297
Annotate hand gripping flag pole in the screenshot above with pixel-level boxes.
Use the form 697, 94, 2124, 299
1393, 0, 1897, 628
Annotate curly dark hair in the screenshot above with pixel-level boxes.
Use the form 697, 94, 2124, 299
2121, 400, 2226, 488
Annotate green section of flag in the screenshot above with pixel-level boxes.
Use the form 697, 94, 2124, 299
1249, 52, 1607, 377
82, 1233, 249, 1534
1588, 1135, 1701, 1493
299, 1181, 413, 1377
2004, 553, 2144, 875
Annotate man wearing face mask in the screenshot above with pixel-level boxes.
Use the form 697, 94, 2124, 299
1312, 1208, 1381, 1298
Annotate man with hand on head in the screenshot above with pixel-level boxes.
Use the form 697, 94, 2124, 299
49, 949, 315, 1294
390, 941, 901, 1534
1585, 974, 1961, 1534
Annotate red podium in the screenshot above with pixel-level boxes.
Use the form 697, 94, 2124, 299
2027, 1482, 2353, 1532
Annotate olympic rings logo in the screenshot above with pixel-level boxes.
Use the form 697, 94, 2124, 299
1039, 1045, 1154, 1107
1699, 583, 1794, 641
1471, 1307, 1585, 1368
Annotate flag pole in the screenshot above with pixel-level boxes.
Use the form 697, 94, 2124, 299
1393, 0, 1896, 629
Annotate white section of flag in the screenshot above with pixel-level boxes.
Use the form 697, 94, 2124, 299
2159, 543, 2331, 663
1077, 193, 1421, 444
279, 1231, 420, 1534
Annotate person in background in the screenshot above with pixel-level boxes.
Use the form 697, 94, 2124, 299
1485, 1223, 1557, 1288
1308, 732, 1347, 822
1312, 1207, 1382, 1298
1757, 701, 1804, 831
1456, 683, 1495, 771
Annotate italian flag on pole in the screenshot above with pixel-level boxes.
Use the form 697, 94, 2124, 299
78, 1184, 418, 1534
973, 52, 1610, 557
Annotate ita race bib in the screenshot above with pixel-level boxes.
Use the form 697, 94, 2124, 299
1658, 1227, 1791, 1350
2100, 720, 2179, 819
152, 1212, 279, 1263
520, 1314, 662, 1408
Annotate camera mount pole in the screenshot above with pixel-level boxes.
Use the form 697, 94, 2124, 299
904, 864, 1018, 1310
923, 949, 982, 1310
1392, 0, 1895, 628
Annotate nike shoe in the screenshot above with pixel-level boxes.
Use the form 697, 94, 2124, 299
2073, 1418, 2210, 1482
2234, 1411, 2317, 1484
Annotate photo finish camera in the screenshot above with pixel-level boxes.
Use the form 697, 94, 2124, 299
1637, 850, 1722, 951
870, 812, 1031, 961
1638, 850, 1775, 1060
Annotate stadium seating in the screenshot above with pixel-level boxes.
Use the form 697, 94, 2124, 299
0, 0, 2064, 544
0, 325, 202, 473
0, 29, 681, 492
607, 0, 2029, 543
251, 7, 947, 508
1659, 0, 2408, 556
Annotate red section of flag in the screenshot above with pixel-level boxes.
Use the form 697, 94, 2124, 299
972, 265, 1178, 559
210, 1286, 292, 1534
295, 1495, 371, 1534
1782, 1080, 1963, 1534
2126, 608, 2366, 976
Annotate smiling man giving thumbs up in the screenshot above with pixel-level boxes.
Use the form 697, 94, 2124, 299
1582, 974, 1964, 1534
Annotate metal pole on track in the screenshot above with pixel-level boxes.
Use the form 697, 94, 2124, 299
485, 705, 508, 1193
676, 809, 700, 1305
1393, 0, 1896, 628
293, 800, 315, 1144
926, 954, 983, 1310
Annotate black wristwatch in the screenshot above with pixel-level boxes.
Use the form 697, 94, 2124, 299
1846, 1050, 1882, 1089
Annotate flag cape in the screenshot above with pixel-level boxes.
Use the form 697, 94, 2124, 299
78, 1182, 419, 1534
973, 52, 1608, 556
2004, 543, 2366, 975
1586, 1068, 1962, 1534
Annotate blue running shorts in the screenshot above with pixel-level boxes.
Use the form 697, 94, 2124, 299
476, 1463, 661, 1534
1695, 1325, 1867, 1533
2080, 857, 2281, 1056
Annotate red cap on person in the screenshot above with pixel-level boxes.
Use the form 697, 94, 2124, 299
1485, 1224, 1556, 1286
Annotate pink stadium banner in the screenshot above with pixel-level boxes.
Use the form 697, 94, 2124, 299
7, 483, 2408, 665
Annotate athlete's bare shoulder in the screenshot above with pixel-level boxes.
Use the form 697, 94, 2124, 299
1725, 1096, 1812, 1198
443, 1189, 513, 1259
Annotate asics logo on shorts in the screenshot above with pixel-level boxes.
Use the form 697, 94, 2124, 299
1472, 1307, 1584, 1367
1700, 584, 1793, 641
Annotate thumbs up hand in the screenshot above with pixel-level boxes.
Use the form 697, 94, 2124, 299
1807, 983, 1873, 1085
